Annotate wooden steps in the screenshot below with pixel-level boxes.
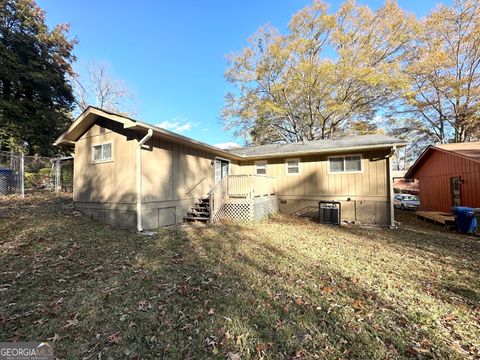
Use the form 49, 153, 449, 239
416, 211, 456, 228
184, 197, 210, 223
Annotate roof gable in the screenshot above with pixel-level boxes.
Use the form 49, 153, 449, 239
405, 142, 480, 179
54, 107, 137, 145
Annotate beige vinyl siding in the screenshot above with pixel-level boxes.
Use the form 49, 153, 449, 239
73, 118, 391, 226
73, 120, 241, 228
232, 150, 391, 224
233, 150, 389, 200
75, 121, 238, 205
76, 122, 389, 204
74, 122, 137, 203
141, 134, 220, 203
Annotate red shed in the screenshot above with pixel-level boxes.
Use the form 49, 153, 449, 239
405, 142, 480, 213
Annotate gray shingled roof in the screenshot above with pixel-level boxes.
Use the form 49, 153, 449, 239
227, 134, 405, 158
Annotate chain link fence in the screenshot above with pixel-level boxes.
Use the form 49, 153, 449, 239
0, 151, 73, 196
0, 151, 23, 195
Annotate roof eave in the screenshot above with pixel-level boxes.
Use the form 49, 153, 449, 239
54, 107, 407, 161
404, 145, 432, 179
54, 107, 137, 146
125, 121, 243, 160
231, 142, 406, 160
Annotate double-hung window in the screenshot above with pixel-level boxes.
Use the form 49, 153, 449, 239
92, 142, 112, 163
286, 159, 300, 175
254, 161, 267, 175
329, 155, 361, 173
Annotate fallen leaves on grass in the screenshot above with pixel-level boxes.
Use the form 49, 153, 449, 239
63, 314, 79, 329
352, 299, 364, 310
137, 300, 151, 311
227, 352, 241, 360
47, 334, 61, 343
256, 342, 273, 352
107, 332, 121, 344
443, 314, 455, 322
1, 194, 479, 359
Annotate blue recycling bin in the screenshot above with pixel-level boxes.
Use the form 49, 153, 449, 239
453, 207, 477, 234
0, 168, 14, 195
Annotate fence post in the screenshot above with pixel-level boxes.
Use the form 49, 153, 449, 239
55, 159, 61, 193
20, 153, 24, 198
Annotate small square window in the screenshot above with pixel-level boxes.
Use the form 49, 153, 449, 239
92, 143, 113, 162
254, 161, 267, 175
286, 159, 300, 174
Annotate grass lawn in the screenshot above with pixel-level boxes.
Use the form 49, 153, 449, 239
1, 194, 479, 359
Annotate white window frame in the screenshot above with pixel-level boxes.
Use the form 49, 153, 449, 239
254, 161, 267, 176
91, 142, 113, 163
327, 154, 362, 174
285, 158, 300, 176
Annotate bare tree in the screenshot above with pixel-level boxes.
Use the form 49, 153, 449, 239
400, 0, 480, 144
72, 61, 138, 116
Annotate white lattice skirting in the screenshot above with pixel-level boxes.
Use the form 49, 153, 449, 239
213, 196, 278, 222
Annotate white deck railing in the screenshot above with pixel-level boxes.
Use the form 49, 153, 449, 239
209, 175, 277, 222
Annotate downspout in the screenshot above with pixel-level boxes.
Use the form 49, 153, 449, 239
388, 145, 397, 229
136, 129, 153, 232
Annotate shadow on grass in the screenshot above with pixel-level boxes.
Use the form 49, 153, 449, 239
1, 196, 477, 359
289, 211, 480, 312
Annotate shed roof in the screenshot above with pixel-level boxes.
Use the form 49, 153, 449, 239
435, 142, 480, 161
55, 107, 405, 160
405, 142, 480, 179
227, 135, 405, 159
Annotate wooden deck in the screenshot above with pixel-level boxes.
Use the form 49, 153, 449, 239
416, 211, 456, 227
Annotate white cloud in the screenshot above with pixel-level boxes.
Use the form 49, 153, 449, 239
214, 142, 242, 150
157, 118, 196, 134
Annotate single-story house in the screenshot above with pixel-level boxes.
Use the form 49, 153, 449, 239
54, 107, 406, 231
405, 142, 480, 212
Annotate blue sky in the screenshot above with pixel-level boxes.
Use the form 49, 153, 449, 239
38, 0, 449, 147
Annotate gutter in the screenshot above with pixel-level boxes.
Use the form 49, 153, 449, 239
125, 121, 242, 161
136, 129, 153, 232
388, 145, 397, 229
126, 121, 407, 161
231, 143, 408, 160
